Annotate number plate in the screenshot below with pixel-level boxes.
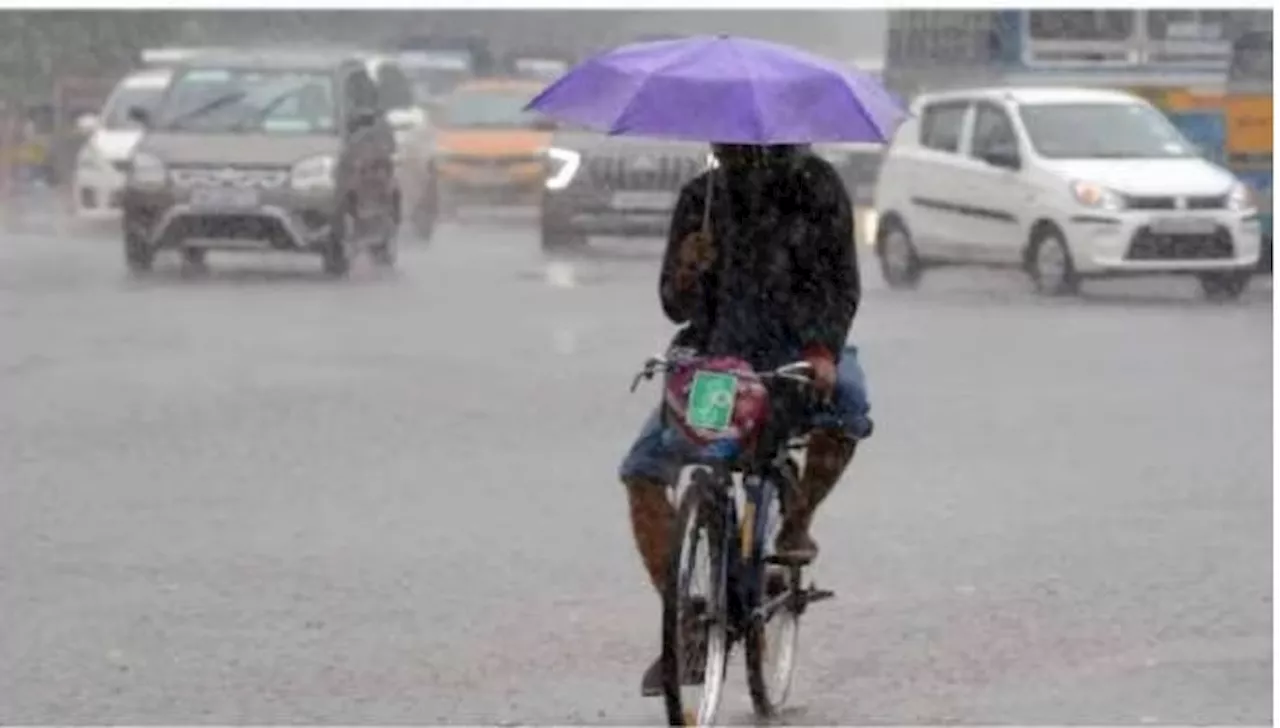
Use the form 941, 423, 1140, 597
610, 190, 676, 211
190, 187, 259, 209
1150, 217, 1217, 235
685, 371, 739, 432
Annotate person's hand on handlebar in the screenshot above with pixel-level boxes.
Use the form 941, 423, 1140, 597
802, 345, 837, 402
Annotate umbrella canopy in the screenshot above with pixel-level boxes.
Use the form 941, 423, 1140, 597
526, 35, 906, 144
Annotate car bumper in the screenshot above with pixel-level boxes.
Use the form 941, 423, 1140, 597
544, 185, 679, 238
1065, 210, 1262, 275
74, 168, 127, 220
124, 187, 338, 251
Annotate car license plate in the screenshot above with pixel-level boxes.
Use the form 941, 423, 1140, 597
611, 190, 676, 211
1150, 217, 1217, 235
190, 187, 259, 209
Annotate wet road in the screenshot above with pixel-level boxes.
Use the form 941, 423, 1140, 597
1, 215, 1272, 724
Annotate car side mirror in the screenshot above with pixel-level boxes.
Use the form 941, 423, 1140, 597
126, 106, 150, 128
76, 113, 100, 135
981, 144, 1020, 171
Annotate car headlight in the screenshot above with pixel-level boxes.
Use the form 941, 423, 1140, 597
1228, 182, 1258, 213
128, 152, 166, 187
1071, 180, 1124, 211
544, 147, 581, 190
291, 155, 336, 191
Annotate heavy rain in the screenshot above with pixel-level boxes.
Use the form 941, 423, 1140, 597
0, 8, 1272, 725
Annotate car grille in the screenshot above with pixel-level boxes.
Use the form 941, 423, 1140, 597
585, 153, 705, 191
1126, 225, 1234, 261
1125, 194, 1229, 211
169, 165, 290, 190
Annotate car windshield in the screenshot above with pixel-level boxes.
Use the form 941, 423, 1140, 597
155, 68, 336, 134
438, 88, 539, 128
399, 52, 474, 102
101, 84, 166, 130
1018, 102, 1197, 159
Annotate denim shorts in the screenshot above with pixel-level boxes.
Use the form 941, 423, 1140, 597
618, 345, 873, 483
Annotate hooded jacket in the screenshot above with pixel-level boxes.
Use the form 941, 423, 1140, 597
659, 152, 860, 370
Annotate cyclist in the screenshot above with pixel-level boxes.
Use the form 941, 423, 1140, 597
619, 142, 874, 696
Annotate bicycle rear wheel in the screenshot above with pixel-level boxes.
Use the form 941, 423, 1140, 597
744, 482, 801, 718
661, 470, 731, 726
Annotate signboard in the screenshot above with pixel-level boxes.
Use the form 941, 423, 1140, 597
1224, 94, 1273, 161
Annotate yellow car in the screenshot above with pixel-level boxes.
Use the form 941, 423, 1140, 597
431, 78, 554, 211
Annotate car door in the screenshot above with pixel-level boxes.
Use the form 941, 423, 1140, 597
909, 99, 980, 260
955, 100, 1027, 264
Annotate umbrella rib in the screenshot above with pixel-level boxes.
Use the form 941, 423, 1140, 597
837, 74, 891, 143
609, 39, 709, 137
728, 38, 769, 143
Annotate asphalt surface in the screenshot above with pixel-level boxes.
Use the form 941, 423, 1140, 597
0, 208, 1272, 724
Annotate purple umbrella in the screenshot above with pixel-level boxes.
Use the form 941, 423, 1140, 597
525, 35, 906, 144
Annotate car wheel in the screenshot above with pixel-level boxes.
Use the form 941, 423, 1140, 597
1198, 271, 1250, 301
1026, 225, 1080, 296
180, 247, 206, 269
371, 198, 399, 268
876, 218, 922, 289
1257, 236, 1272, 275
412, 175, 438, 243
123, 219, 155, 274
540, 219, 587, 254
323, 205, 354, 278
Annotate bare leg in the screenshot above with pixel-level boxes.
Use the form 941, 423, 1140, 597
626, 477, 676, 696
777, 431, 857, 562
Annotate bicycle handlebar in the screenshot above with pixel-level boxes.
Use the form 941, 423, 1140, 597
629, 354, 815, 393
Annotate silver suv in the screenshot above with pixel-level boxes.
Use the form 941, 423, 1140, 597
122, 50, 400, 277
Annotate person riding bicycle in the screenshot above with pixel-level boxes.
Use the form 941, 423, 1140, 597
619, 142, 874, 696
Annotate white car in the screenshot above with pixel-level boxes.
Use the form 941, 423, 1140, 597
873, 86, 1262, 300
73, 68, 173, 222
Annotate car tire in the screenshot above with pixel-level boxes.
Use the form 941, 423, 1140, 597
1026, 225, 1080, 296
323, 205, 354, 278
1198, 271, 1250, 301
876, 217, 923, 289
412, 174, 438, 243
540, 219, 587, 254
1257, 236, 1272, 275
123, 219, 155, 274
371, 196, 399, 268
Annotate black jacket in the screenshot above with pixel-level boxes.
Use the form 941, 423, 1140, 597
658, 153, 860, 368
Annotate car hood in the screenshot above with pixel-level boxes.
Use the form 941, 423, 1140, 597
1042, 157, 1238, 197
435, 128, 551, 157
138, 133, 341, 166
90, 128, 146, 161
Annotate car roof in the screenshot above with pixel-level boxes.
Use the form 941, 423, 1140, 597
452, 77, 544, 93
120, 68, 173, 89
175, 49, 358, 73
912, 86, 1144, 111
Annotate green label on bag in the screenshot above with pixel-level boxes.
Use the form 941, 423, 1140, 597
686, 371, 738, 431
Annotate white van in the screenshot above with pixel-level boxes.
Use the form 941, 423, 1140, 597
873, 87, 1262, 300
73, 68, 173, 222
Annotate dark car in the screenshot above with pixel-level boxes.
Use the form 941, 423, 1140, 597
121, 50, 401, 277
540, 129, 709, 253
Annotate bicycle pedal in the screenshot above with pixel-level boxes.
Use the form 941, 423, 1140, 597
765, 552, 814, 568
804, 587, 835, 603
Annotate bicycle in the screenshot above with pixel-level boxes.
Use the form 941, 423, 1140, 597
630, 351, 836, 726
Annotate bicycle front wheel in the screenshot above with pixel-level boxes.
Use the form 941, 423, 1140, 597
661, 470, 731, 726
745, 482, 800, 718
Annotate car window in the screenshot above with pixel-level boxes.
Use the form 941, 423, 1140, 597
1018, 102, 1197, 159
374, 63, 415, 111
919, 102, 969, 153
154, 68, 337, 135
970, 102, 1018, 158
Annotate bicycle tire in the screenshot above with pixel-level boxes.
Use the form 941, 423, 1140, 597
744, 477, 801, 718
661, 470, 731, 726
